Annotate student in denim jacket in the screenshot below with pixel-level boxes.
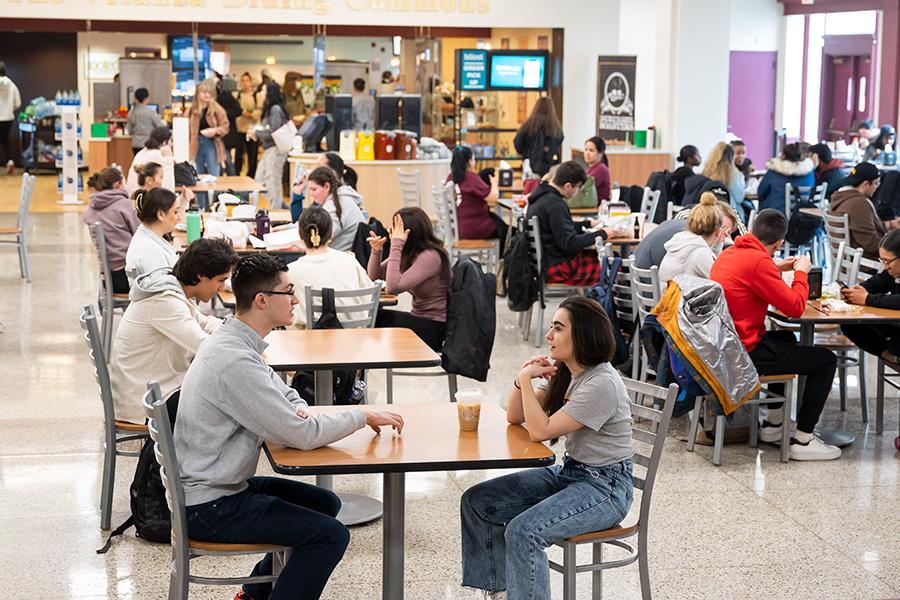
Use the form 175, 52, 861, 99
460, 296, 634, 600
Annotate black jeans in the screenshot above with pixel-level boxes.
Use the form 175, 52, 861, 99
748, 330, 837, 433
186, 476, 349, 600
490, 212, 509, 257
234, 136, 259, 178
842, 323, 900, 357
110, 269, 130, 295
376, 308, 447, 352
0, 120, 13, 165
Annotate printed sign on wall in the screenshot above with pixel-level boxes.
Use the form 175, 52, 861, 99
596, 55, 636, 141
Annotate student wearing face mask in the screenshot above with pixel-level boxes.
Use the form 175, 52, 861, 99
657, 192, 731, 292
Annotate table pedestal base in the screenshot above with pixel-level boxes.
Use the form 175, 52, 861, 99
814, 427, 856, 447
336, 493, 384, 526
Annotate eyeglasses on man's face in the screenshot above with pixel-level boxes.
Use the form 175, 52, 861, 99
880, 256, 899, 268
258, 285, 296, 298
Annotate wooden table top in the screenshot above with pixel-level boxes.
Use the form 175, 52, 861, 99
189, 175, 266, 192
173, 232, 304, 254
769, 300, 900, 324
265, 402, 556, 475
228, 209, 293, 224
799, 207, 824, 218
605, 222, 658, 246
263, 327, 441, 371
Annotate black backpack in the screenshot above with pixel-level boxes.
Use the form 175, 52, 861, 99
352, 218, 391, 269
785, 189, 822, 246
174, 161, 198, 187
503, 218, 539, 312
586, 257, 631, 368
873, 171, 900, 220
96, 397, 178, 554
291, 288, 361, 405
442, 257, 497, 381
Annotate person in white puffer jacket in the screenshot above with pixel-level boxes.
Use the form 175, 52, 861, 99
0, 63, 21, 175
658, 192, 730, 293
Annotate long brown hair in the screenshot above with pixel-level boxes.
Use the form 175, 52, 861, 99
543, 297, 616, 427
520, 97, 562, 140
394, 207, 450, 273
308, 166, 342, 220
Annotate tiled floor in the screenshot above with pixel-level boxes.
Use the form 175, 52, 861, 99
2, 192, 900, 599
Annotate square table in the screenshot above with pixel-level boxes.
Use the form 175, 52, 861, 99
769, 300, 900, 445
189, 175, 267, 209
262, 327, 442, 525
265, 402, 556, 600
172, 231, 306, 257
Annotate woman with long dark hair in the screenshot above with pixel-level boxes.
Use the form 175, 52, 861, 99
290, 151, 365, 222
583, 136, 611, 202
306, 166, 365, 252
366, 206, 452, 351
514, 96, 564, 177
447, 145, 506, 250
251, 81, 289, 208
460, 296, 634, 599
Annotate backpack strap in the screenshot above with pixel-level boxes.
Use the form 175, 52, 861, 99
95, 516, 135, 554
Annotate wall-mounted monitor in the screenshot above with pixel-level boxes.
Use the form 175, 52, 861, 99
170, 35, 211, 72
458, 49, 488, 92
488, 50, 548, 91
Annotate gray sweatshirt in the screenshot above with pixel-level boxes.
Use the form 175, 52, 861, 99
175, 317, 366, 506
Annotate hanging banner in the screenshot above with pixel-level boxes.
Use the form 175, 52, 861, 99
596, 55, 636, 141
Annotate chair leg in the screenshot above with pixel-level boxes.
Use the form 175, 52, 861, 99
877, 359, 885, 434
533, 303, 544, 348
100, 433, 116, 530
713, 415, 725, 466
859, 350, 868, 423
781, 383, 792, 463
638, 529, 652, 600
749, 404, 759, 447
562, 541, 577, 600
686, 396, 703, 453
105, 311, 115, 360
168, 549, 190, 600
838, 352, 847, 412
592, 542, 603, 600
386, 369, 394, 405
522, 305, 533, 341
447, 373, 458, 402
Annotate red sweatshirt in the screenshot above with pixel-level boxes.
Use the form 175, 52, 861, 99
709, 234, 808, 352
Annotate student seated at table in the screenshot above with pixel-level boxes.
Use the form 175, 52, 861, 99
829, 162, 900, 261
732, 139, 753, 181
130, 161, 195, 209
710, 208, 840, 461
83, 167, 140, 294
291, 152, 366, 223
584, 135, 611, 202
109, 237, 237, 424
176, 253, 403, 600
460, 296, 634, 600
757, 142, 814, 214
124, 187, 181, 285
126, 126, 174, 196
658, 192, 731, 291
634, 196, 742, 270
527, 161, 623, 287
808, 143, 846, 199
305, 166, 365, 253
684, 142, 744, 211
287, 205, 374, 328
447, 145, 507, 251
863, 124, 896, 164
670, 145, 702, 204
841, 230, 900, 365
367, 207, 450, 352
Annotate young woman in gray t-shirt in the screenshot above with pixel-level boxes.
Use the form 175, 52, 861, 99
460, 296, 634, 600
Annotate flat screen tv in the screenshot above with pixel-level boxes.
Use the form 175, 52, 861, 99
488, 51, 548, 91
170, 35, 211, 72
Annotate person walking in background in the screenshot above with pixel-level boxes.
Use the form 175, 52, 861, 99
351, 78, 375, 131
283, 72, 307, 127
251, 81, 289, 209
188, 80, 229, 176
514, 97, 564, 179
236, 72, 262, 178
126, 87, 164, 155
0, 62, 22, 174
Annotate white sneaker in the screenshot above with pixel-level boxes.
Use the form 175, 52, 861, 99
482, 592, 506, 600
758, 420, 784, 444
5, 159, 13, 175
789, 434, 841, 461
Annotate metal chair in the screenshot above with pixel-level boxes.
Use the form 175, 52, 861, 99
89, 223, 131, 357
142, 381, 287, 600
397, 168, 421, 209
304, 282, 383, 329
629, 264, 661, 386
639, 187, 661, 223
666, 201, 683, 220
783, 183, 824, 264
0, 172, 36, 282
599, 246, 638, 375
444, 182, 500, 273
520, 216, 589, 347
549, 378, 678, 600
823, 210, 851, 270
79, 304, 148, 530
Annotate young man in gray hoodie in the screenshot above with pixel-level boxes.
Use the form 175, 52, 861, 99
176, 253, 403, 600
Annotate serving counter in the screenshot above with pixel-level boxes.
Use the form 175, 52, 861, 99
288, 153, 450, 223
88, 135, 134, 176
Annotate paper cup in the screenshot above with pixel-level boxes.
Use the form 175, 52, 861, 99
456, 389, 484, 432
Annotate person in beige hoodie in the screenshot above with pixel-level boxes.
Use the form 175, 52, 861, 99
829, 161, 900, 260
109, 238, 238, 423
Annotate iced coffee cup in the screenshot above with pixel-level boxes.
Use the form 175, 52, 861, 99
456, 389, 484, 432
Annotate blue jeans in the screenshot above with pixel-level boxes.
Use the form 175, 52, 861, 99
186, 476, 350, 600
195, 136, 220, 176
460, 456, 633, 600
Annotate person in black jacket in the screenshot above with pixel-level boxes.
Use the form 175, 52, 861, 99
514, 97, 564, 177
841, 230, 900, 363
670, 145, 701, 204
808, 143, 846, 199
216, 76, 242, 176
528, 161, 624, 286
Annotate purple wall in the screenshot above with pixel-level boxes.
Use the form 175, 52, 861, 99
728, 51, 778, 166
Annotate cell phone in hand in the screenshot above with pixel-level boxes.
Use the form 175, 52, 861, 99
837, 280, 849, 289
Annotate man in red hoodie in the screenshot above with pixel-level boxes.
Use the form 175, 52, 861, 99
710, 208, 840, 461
